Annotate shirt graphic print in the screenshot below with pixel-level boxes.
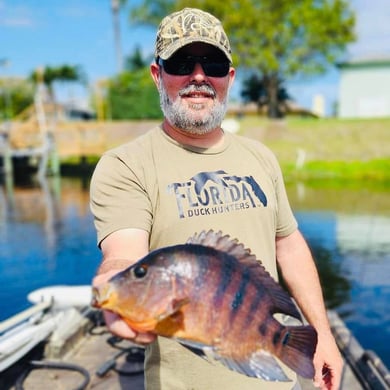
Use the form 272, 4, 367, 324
167, 170, 268, 219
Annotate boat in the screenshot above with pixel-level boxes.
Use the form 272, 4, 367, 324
0, 285, 144, 389
0, 285, 94, 372
0, 286, 389, 389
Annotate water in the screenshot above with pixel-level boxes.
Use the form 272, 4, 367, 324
286, 181, 390, 368
0, 177, 100, 321
0, 176, 389, 368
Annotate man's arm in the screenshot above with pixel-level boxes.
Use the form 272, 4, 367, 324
92, 228, 156, 344
276, 229, 343, 390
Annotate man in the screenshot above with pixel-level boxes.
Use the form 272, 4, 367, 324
90, 7, 343, 390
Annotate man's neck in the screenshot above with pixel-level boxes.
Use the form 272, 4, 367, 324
162, 120, 225, 149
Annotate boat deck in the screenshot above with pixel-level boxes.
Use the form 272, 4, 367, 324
3, 322, 365, 390
3, 306, 386, 390
4, 324, 145, 390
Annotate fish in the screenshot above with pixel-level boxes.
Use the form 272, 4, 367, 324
91, 230, 317, 381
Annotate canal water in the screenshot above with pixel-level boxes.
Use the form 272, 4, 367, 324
0, 176, 389, 368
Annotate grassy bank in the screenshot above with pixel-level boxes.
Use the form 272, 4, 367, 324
60, 116, 390, 181
233, 116, 390, 181
283, 159, 390, 182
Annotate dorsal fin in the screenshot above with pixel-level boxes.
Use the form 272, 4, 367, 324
187, 230, 302, 321
187, 230, 258, 263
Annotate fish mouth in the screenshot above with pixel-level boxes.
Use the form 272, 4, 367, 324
91, 285, 111, 308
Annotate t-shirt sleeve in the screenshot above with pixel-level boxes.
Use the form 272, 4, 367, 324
89, 150, 153, 246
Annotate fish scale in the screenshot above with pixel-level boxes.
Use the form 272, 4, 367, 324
92, 230, 318, 381
185, 250, 238, 343
196, 249, 252, 348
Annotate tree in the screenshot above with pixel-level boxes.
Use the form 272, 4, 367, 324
108, 67, 161, 119
30, 65, 86, 102
130, 0, 176, 26
124, 46, 149, 71
106, 46, 160, 119
130, 0, 356, 118
241, 73, 291, 117
0, 78, 34, 119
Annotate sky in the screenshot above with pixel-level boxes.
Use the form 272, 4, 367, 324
1, 0, 390, 116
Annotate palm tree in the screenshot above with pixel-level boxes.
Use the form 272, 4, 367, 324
111, 0, 127, 73
30, 65, 86, 103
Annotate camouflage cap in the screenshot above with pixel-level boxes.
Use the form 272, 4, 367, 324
155, 8, 232, 63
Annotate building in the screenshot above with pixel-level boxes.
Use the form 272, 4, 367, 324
337, 58, 390, 118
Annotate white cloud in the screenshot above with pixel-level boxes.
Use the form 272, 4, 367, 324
0, 3, 35, 27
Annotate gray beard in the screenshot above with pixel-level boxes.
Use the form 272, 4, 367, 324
158, 80, 228, 135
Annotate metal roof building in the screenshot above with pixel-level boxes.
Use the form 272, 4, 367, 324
337, 58, 390, 118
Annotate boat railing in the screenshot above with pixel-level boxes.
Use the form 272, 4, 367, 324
328, 310, 390, 390
0, 300, 52, 335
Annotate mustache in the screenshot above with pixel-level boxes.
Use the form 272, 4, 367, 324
179, 83, 216, 98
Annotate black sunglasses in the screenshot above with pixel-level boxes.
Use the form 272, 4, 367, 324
157, 55, 230, 78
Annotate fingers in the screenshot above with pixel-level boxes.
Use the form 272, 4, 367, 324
313, 364, 341, 390
134, 332, 157, 345
313, 332, 344, 389
322, 366, 332, 389
93, 270, 121, 286
104, 311, 156, 345
327, 361, 343, 390
105, 311, 136, 338
313, 361, 325, 388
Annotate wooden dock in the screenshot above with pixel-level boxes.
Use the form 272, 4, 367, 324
0, 97, 161, 179
0, 119, 159, 179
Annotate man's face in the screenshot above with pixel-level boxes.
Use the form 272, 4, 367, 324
151, 43, 235, 135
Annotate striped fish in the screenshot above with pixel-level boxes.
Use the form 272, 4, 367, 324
92, 230, 317, 381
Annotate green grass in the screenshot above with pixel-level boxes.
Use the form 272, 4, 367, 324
60, 116, 390, 182
232, 116, 390, 182
283, 159, 390, 182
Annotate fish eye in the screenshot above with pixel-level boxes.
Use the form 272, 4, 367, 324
133, 265, 148, 278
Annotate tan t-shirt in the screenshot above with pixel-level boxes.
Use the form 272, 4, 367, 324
90, 126, 299, 389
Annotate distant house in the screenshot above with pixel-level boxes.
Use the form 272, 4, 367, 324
337, 58, 390, 118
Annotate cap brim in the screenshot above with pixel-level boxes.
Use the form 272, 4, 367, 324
159, 37, 232, 63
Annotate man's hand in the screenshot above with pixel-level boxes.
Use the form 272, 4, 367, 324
102, 310, 156, 344
313, 331, 344, 389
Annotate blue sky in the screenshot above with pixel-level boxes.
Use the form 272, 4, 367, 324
1, 0, 390, 116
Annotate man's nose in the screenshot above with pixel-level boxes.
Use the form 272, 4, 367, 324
190, 62, 207, 81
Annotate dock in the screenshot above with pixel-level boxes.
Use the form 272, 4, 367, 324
0, 98, 159, 179
0, 118, 157, 179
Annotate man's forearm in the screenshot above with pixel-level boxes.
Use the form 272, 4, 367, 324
276, 230, 331, 333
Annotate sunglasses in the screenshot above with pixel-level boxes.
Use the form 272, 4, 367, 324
157, 55, 230, 78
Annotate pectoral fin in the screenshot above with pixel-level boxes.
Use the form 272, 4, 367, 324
154, 298, 190, 336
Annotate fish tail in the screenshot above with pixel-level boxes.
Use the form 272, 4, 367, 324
277, 325, 317, 379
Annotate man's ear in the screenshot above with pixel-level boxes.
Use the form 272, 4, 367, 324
150, 63, 161, 88
228, 67, 236, 89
